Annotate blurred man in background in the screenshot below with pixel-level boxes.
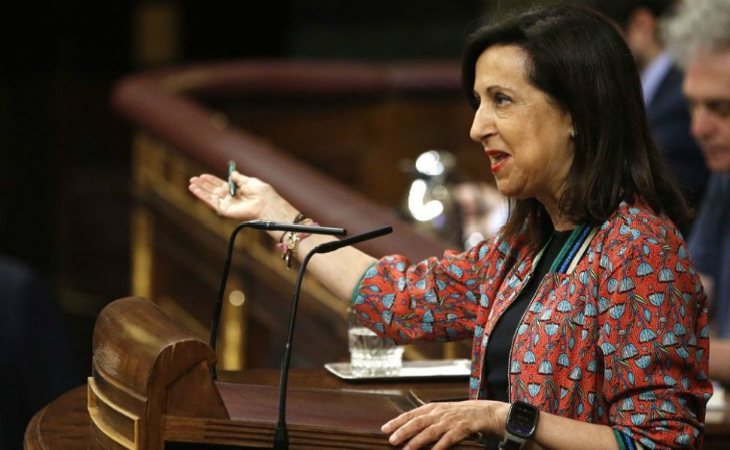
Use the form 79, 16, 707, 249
583, 0, 709, 225
664, 0, 730, 383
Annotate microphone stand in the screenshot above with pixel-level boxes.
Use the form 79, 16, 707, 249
209, 220, 346, 380
273, 226, 393, 450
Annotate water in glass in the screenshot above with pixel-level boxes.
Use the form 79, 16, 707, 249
348, 325, 404, 376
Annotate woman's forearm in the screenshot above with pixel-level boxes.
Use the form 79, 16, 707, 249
294, 233, 378, 301
249, 188, 378, 302
528, 412, 618, 450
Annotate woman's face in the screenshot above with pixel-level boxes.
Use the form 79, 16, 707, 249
470, 44, 574, 207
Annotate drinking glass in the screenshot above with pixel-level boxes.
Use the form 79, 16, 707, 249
348, 308, 404, 376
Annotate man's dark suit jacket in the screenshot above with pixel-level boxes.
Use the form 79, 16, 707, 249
646, 64, 709, 217
0, 257, 80, 449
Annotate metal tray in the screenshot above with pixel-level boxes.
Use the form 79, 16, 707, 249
324, 359, 471, 381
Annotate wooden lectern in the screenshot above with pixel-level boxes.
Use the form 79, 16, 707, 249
25, 295, 730, 448
84, 296, 482, 449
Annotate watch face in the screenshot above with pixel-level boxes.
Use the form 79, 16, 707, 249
506, 401, 539, 438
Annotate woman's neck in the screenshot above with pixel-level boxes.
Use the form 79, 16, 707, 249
539, 195, 576, 232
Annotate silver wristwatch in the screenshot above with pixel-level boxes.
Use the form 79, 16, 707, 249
499, 400, 539, 450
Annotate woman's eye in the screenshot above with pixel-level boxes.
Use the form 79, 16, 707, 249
494, 93, 511, 106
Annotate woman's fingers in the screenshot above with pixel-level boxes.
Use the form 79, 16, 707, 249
382, 403, 431, 435
188, 183, 214, 207
430, 429, 471, 450
382, 401, 501, 450
383, 404, 439, 447
193, 174, 228, 196
403, 423, 467, 450
389, 413, 464, 450
189, 181, 217, 204
189, 174, 233, 215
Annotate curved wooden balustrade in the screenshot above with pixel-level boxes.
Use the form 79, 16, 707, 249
111, 59, 463, 260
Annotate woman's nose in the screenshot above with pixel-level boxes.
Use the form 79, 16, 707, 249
469, 106, 495, 143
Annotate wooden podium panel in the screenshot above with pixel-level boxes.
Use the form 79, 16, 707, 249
165, 383, 418, 448
71, 296, 482, 449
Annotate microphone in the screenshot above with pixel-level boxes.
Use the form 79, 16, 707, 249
273, 225, 393, 450
243, 219, 347, 236
209, 220, 347, 380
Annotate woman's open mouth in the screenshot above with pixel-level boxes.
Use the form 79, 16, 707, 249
486, 150, 510, 173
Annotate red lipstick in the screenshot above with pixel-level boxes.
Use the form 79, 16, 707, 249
486, 150, 510, 173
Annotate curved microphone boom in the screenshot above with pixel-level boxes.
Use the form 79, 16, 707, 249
273, 225, 393, 450
209, 220, 346, 380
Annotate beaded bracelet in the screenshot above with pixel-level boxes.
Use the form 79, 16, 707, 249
276, 213, 317, 269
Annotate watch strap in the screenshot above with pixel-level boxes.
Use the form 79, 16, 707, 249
499, 433, 526, 450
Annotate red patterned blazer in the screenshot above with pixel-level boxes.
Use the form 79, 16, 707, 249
353, 201, 711, 449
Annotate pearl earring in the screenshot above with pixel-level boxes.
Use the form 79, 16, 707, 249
570, 129, 576, 138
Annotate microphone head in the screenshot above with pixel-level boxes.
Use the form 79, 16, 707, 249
315, 226, 393, 254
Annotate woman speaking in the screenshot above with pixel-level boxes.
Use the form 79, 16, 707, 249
189, 5, 710, 449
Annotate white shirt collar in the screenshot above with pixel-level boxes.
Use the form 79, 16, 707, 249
641, 51, 674, 105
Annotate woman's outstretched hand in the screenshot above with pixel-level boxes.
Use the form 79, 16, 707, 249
188, 172, 293, 222
381, 400, 508, 450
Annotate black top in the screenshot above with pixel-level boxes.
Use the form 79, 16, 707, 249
482, 229, 573, 403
